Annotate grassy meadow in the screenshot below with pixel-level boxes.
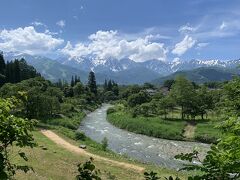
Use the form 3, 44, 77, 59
107, 106, 221, 143
12, 131, 188, 180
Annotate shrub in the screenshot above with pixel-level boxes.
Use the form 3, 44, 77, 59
75, 131, 86, 141
101, 137, 108, 151
76, 157, 101, 180
107, 107, 116, 114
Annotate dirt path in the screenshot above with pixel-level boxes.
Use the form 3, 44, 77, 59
183, 123, 196, 139
41, 130, 145, 173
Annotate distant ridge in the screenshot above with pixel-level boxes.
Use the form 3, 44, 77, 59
3, 51, 240, 84
151, 67, 239, 84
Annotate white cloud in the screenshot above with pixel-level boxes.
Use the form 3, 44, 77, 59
196, 42, 209, 49
179, 24, 197, 34
219, 21, 227, 30
0, 26, 64, 55
56, 20, 66, 28
61, 30, 168, 62
172, 35, 196, 56
31, 21, 47, 28
44, 29, 59, 35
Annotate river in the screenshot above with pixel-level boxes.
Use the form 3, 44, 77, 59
79, 104, 210, 169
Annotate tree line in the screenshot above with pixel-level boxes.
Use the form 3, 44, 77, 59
0, 53, 40, 86
119, 76, 221, 120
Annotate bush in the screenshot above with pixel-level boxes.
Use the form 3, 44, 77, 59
107, 108, 116, 114
101, 137, 108, 151
75, 131, 86, 141
60, 103, 74, 116
76, 157, 101, 180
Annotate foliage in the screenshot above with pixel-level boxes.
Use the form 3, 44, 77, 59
169, 76, 196, 120
107, 107, 116, 114
144, 171, 181, 180
175, 117, 240, 179
88, 71, 98, 96
0, 97, 36, 179
0, 77, 63, 119
101, 137, 108, 151
0, 54, 40, 86
128, 90, 150, 108
44, 112, 85, 130
221, 77, 240, 117
73, 82, 85, 97
144, 171, 160, 180
163, 79, 175, 90
76, 157, 101, 180
75, 131, 86, 141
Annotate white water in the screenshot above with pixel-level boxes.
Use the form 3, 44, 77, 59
79, 104, 210, 169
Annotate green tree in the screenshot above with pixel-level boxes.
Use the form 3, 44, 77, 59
107, 80, 113, 91
64, 86, 74, 97
158, 96, 175, 119
103, 79, 108, 92
175, 117, 240, 179
169, 76, 196, 120
71, 76, 74, 87
163, 79, 175, 90
0, 97, 36, 179
0, 53, 6, 85
196, 86, 213, 119
221, 77, 240, 117
73, 82, 85, 97
128, 91, 150, 108
88, 71, 97, 96
112, 82, 119, 96
14, 60, 21, 83
0, 53, 5, 74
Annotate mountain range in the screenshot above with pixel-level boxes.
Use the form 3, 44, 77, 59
151, 67, 238, 85
3, 51, 240, 84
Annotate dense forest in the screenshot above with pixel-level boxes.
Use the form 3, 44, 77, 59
0, 52, 239, 179
0, 53, 40, 86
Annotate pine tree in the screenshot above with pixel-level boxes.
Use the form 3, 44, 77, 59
0, 52, 6, 75
87, 71, 97, 95
104, 79, 108, 92
74, 75, 78, 85
5, 62, 10, 83
112, 82, 119, 96
14, 60, 21, 83
107, 80, 113, 91
0, 52, 6, 86
71, 76, 75, 87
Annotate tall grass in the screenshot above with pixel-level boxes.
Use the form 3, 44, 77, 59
107, 111, 186, 140
44, 112, 85, 130
194, 123, 221, 143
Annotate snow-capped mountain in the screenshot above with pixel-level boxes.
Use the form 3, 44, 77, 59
57, 55, 240, 76
2, 51, 240, 84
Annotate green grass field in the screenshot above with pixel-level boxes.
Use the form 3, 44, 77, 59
194, 123, 222, 143
107, 108, 221, 143
12, 131, 187, 180
108, 111, 186, 141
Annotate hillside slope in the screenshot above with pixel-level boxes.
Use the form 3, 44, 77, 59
152, 67, 239, 84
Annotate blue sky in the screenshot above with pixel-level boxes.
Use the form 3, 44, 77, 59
0, 0, 240, 62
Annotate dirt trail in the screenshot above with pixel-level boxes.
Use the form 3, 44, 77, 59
183, 123, 196, 139
41, 130, 145, 173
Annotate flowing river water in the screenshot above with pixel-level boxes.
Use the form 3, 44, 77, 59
79, 104, 210, 169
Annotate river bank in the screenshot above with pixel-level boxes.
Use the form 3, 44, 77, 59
79, 104, 210, 169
